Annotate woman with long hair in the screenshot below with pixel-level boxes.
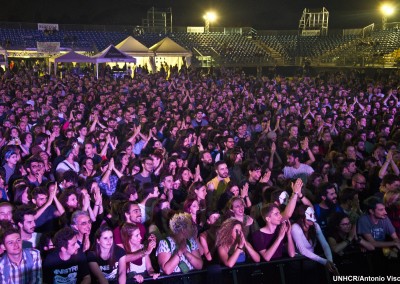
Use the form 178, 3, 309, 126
161, 158, 178, 178
13, 182, 30, 205
216, 218, 260, 267
291, 205, 338, 279
156, 212, 203, 275
326, 212, 374, 275
218, 181, 251, 211
173, 135, 191, 160
19, 132, 33, 157
121, 223, 159, 282
38, 150, 54, 181
113, 151, 131, 176
148, 199, 174, 243
4, 126, 21, 145
183, 197, 202, 228
224, 196, 257, 238
327, 212, 374, 255
87, 225, 127, 284
187, 181, 208, 211
170, 167, 193, 211
199, 211, 221, 263
79, 157, 97, 181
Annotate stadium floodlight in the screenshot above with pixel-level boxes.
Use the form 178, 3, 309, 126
204, 11, 217, 33
380, 3, 395, 30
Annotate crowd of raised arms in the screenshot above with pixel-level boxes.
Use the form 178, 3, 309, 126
0, 63, 399, 284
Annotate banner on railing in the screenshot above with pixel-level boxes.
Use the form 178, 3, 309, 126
37, 42, 60, 53
187, 27, 204, 33
37, 23, 59, 31
301, 30, 320, 36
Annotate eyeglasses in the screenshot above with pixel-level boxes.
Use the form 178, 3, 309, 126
340, 222, 351, 227
79, 220, 92, 226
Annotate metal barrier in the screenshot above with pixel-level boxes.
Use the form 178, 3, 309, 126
111, 250, 400, 283
117, 255, 330, 284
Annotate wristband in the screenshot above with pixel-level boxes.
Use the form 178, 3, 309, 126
299, 195, 305, 200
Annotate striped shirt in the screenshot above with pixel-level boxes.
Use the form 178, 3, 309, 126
0, 248, 42, 284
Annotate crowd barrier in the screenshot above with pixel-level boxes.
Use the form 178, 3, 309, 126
108, 255, 330, 284
108, 250, 400, 284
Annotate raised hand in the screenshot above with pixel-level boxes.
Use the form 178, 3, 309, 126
134, 275, 144, 283
241, 183, 249, 198
278, 222, 287, 239
83, 233, 90, 252
271, 142, 276, 153
260, 171, 271, 183
291, 178, 303, 194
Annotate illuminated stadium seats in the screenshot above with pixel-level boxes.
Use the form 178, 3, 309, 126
1, 22, 400, 67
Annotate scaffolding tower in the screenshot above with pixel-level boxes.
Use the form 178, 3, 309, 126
142, 7, 173, 33
299, 7, 329, 36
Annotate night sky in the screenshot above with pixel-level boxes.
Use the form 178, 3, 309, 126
0, 0, 396, 30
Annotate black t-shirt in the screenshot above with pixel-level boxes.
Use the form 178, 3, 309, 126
86, 246, 126, 282
35, 204, 58, 233
43, 250, 90, 284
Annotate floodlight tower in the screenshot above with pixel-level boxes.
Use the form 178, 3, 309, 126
204, 12, 217, 33
380, 3, 395, 30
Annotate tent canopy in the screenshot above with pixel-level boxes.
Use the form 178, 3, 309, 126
116, 36, 153, 56
0, 46, 6, 64
93, 45, 136, 63
149, 37, 192, 57
49, 50, 95, 63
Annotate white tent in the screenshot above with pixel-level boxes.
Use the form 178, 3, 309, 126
116, 36, 153, 74
49, 50, 95, 75
0, 46, 7, 70
149, 37, 192, 72
92, 45, 136, 78
116, 36, 153, 56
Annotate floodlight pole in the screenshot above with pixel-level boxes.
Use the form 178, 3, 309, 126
205, 19, 210, 33
382, 16, 388, 30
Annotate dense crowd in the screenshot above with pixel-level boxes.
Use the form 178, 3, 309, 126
0, 63, 399, 283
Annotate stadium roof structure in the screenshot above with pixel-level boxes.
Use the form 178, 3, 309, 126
149, 37, 192, 57
115, 36, 153, 56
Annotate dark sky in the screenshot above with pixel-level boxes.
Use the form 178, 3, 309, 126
0, 0, 396, 30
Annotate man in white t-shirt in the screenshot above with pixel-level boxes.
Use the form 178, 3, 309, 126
283, 150, 314, 181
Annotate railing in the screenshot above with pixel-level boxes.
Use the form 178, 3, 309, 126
115, 255, 314, 284
362, 24, 375, 38
109, 250, 396, 284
